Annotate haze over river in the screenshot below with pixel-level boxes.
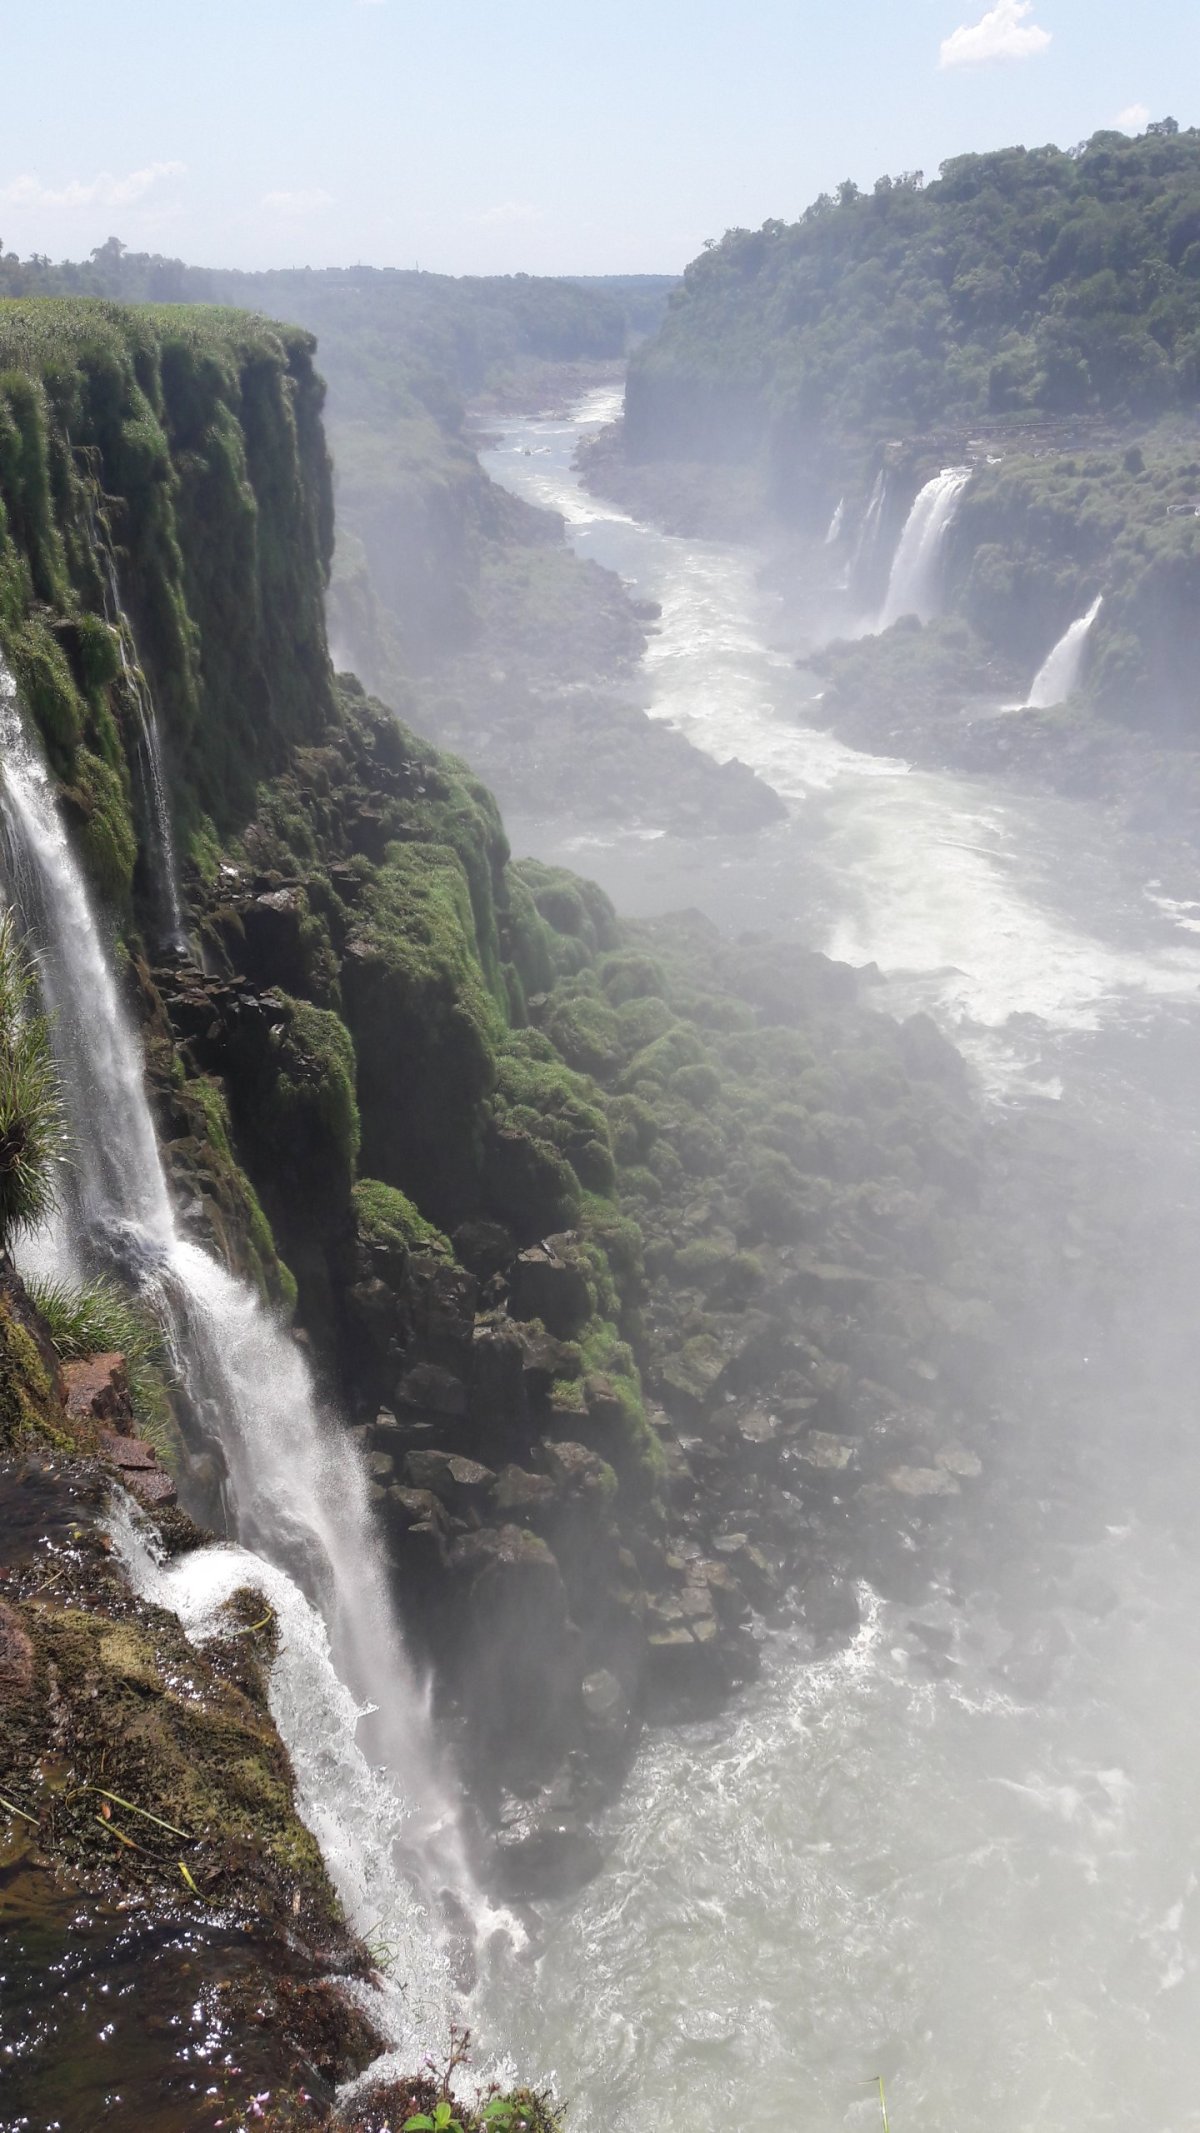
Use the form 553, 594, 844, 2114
471, 389, 1200, 2132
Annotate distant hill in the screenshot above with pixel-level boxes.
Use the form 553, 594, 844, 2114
625, 124, 1200, 463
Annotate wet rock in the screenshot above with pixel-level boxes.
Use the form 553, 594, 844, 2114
491, 1464, 556, 1519
799, 1570, 861, 1644
508, 1237, 592, 1339
540, 1439, 615, 1506
62, 1355, 133, 1430
403, 1449, 495, 1513
451, 1219, 515, 1281
792, 1431, 857, 1473
935, 1442, 983, 1479
515, 1318, 582, 1396
888, 1466, 960, 1498
395, 1363, 467, 1418
491, 1795, 604, 1898
581, 1667, 629, 1736
98, 1429, 178, 1508
469, 1317, 530, 1434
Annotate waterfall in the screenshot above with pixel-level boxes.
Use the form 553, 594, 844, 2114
1026, 595, 1103, 709
850, 469, 888, 579
0, 659, 475, 2043
877, 466, 972, 630
89, 500, 186, 949
825, 497, 846, 545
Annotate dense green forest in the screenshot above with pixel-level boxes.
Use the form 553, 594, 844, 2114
625, 122, 1200, 458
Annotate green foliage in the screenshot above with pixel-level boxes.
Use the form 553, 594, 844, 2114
629, 126, 1200, 463
354, 1177, 451, 1259
0, 910, 66, 1246
26, 1274, 178, 1460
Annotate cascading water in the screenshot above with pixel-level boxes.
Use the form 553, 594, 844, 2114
88, 495, 186, 948
850, 467, 887, 577
824, 497, 845, 545
876, 465, 972, 630
0, 655, 473, 2053
1026, 595, 1103, 709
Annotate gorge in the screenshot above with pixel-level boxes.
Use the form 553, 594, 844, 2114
4, 118, 1200, 2133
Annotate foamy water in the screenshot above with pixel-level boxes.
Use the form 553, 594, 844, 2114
482, 395, 1200, 1096
472, 391, 1200, 2129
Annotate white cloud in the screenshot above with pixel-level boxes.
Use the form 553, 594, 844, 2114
939, 0, 1051, 69
0, 161, 185, 211
476, 200, 545, 227
1115, 102, 1149, 132
261, 188, 334, 214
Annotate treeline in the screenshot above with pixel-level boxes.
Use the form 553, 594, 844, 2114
626, 122, 1200, 455
0, 242, 669, 426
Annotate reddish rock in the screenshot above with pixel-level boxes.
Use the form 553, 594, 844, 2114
98, 1426, 178, 1508
62, 1354, 133, 1430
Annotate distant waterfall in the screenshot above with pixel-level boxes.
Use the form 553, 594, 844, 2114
877, 466, 972, 630
825, 497, 846, 545
0, 661, 471, 2046
1026, 596, 1103, 709
89, 501, 185, 948
851, 469, 888, 577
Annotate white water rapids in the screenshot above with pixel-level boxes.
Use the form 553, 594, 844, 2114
466, 388, 1200, 2129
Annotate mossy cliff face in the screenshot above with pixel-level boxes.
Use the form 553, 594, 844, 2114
0, 1271, 382, 2127
0, 297, 334, 907
0, 303, 999, 1904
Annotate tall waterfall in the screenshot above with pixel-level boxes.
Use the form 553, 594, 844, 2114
0, 659, 473, 2046
877, 466, 972, 630
1026, 595, 1103, 709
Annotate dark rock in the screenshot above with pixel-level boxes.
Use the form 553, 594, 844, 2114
469, 1317, 530, 1435
395, 1363, 467, 1418
492, 1464, 557, 1518
491, 1797, 604, 1898
508, 1237, 592, 1339
403, 1449, 495, 1512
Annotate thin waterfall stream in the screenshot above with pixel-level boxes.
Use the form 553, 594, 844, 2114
86, 491, 187, 950
0, 655, 478, 2062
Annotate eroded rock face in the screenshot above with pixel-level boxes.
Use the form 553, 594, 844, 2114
62, 1354, 133, 1429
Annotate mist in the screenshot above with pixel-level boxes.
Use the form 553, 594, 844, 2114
2, 68, 1200, 2133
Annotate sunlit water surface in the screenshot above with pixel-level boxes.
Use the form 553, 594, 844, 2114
466, 393, 1200, 2130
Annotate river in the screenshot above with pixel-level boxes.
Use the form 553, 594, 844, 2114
464, 389, 1200, 2131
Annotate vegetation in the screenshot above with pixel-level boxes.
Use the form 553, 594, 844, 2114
0, 909, 65, 1247
25, 1273, 177, 1457
627, 122, 1200, 464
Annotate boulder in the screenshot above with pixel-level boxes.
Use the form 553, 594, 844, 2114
63, 1354, 133, 1430
469, 1318, 530, 1435
491, 1464, 557, 1519
403, 1449, 495, 1513
395, 1363, 467, 1418
508, 1238, 592, 1339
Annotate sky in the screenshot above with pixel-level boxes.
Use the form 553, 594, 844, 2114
2, 0, 1196, 277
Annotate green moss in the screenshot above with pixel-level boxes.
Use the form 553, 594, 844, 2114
70, 747, 136, 903
353, 1177, 451, 1258
0, 1282, 63, 1450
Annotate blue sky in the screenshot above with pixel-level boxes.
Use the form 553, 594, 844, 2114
2, 0, 1195, 275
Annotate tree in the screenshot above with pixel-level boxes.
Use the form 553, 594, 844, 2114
0, 910, 65, 1254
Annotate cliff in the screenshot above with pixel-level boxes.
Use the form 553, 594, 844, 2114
0, 299, 1008, 2115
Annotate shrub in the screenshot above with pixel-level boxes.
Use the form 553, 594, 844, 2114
0, 910, 65, 1246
